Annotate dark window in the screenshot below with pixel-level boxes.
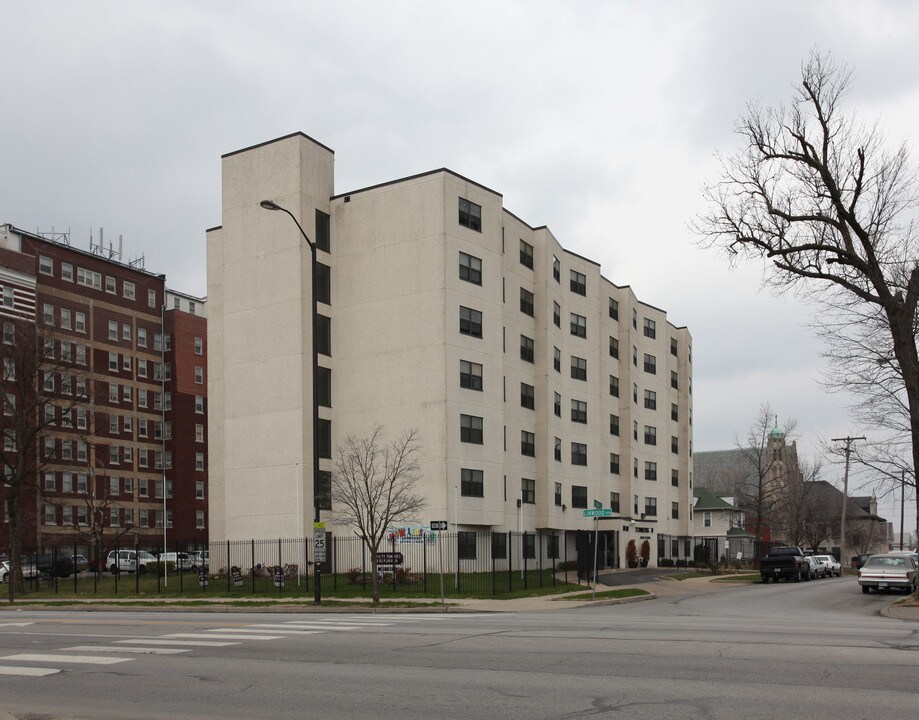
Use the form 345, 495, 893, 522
520, 383, 535, 410
609, 336, 619, 359
610, 375, 619, 397
460, 414, 483, 444
459, 306, 483, 338
521, 478, 535, 503
570, 399, 587, 424
672, 469, 679, 487
552, 257, 560, 283
519, 239, 534, 269
459, 252, 482, 285
554, 482, 562, 506
317, 470, 332, 510
643, 318, 656, 339
460, 360, 483, 391
633, 421, 639, 441
672, 502, 679, 520
523, 533, 536, 559
553, 302, 561, 328
554, 392, 561, 417
554, 436, 561, 461
316, 263, 331, 304
458, 198, 481, 232
671, 436, 679, 454
491, 532, 507, 559
571, 442, 587, 466
318, 419, 332, 459
633, 383, 638, 404
610, 492, 620, 513
644, 389, 656, 410
643, 354, 656, 374
609, 297, 619, 320
645, 498, 658, 517
520, 335, 534, 363
547, 534, 559, 559
610, 453, 620, 474
570, 270, 586, 296
570, 313, 586, 338
645, 461, 657, 480
632, 308, 637, 329
521, 431, 535, 457
671, 371, 678, 390
317, 366, 332, 407
520, 288, 534, 317
671, 337, 678, 356
671, 403, 678, 421
570, 356, 587, 381
315, 210, 330, 253
633, 346, 638, 367
644, 426, 657, 446
571, 486, 588, 509
458, 531, 477, 559
553, 347, 561, 373
461, 468, 484, 497
316, 315, 331, 356
610, 414, 619, 436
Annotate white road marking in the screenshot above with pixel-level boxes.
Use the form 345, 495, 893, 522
206, 628, 323, 636
65, 645, 190, 655
0, 666, 60, 676
253, 623, 360, 631
164, 633, 282, 641
0, 622, 35, 628
3, 653, 131, 665
114, 639, 238, 647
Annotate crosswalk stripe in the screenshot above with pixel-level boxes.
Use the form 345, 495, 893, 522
206, 628, 323, 636
253, 623, 360, 631
164, 633, 282, 641
65, 646, 190, 655
0, 666, 60, 676
3, 654, 131, 665
114, 639, 238, 647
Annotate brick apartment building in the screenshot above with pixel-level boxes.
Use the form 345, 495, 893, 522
0, 223, 207, 559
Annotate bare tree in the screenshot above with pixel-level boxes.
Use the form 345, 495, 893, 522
0, 319, 85, 600
331, 427, 425, 603
779, 460, 829, 549
696, 50, 919, 542
733, 403, 798, 548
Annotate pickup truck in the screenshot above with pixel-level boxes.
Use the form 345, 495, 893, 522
760, 546, 811, 583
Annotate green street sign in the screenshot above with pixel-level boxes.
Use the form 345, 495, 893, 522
583, 508, 613, 518
593, 499, 603, 509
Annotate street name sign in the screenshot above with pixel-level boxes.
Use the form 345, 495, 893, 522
583, 508, 613, 518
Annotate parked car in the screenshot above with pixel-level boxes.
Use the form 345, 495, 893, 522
71, 555, 89, 572
813, 554, 841, 577
858, 553, 917, 594
106, 550, 159, 574
158, 552, 192, 571
760, 546, 811, 582
31, 554, 75, 579
805, 555, 827, 579
188, 551, 209, 571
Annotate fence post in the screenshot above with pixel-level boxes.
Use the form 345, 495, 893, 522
491, 532, 496, 596
332, 536, 338, 592
538, 532, 543, 588
73, 542, 78, 594
564, 531, 569, 585
278, 538, 283, 595
250, 539, 256, 594
423, 535, 428, 594
523, 531, 529, 590
391, 536, 397, 592
508, 532, 513, 593
226, 540, 231, 593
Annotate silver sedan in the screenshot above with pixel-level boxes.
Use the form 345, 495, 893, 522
858, 554, 917, 594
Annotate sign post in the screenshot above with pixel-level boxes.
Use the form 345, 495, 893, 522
583, 506, 612, 599
431, 521, 448, 606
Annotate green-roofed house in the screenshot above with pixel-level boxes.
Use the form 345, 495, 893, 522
693, 488, 756, 561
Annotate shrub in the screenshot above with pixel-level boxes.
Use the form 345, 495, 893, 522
556, 560, 577, 571
659, 558, 674, 568
640, 540, 651, 567
626, 540, 638, 568
347, 567, 363, 584
675, 559, 687, 568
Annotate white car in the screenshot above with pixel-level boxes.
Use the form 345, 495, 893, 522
158, 552, 192, 571
106, 550, 159, 574
0, 559, 41, 582
813, 554, 841, 577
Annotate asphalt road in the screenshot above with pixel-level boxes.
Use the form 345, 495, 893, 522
0, 575, 916, 720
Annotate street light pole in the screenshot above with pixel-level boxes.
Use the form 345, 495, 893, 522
260, 199, 322, 605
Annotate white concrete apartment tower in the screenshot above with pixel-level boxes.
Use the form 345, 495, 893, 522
208, 131, 694, 571
207, 133, 334, 541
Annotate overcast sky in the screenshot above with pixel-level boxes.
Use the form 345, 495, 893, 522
3, 1, 917, 534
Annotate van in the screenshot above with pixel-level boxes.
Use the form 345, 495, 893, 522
159, 552, 192, 571
106, 550, 159, 574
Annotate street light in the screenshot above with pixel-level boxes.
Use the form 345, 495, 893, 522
259, 199, 322, 605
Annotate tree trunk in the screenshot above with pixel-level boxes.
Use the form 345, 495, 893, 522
371, 553, 380, 604
7, 492, 24, 602
888, 304, 919, 548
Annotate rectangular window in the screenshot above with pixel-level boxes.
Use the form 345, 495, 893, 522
609, 375, 619, 397
43, 303, 54, 325
571, 486, 588, 509
195, 510, 205, 530
632, 308, 637, 329
519, 239, 534, 269
520, 335, 534, 363
671, 403, 679, 422
122, 355, 131, 372
458, 251, 482, 285
316, 263, 331, 304
74, 312, 86, 333
643, 317, 656, 339
570, 313, 586, 338
672, 469, 679, 487
196, 480, 205, 499
521, 478, 535, 504
522, 534, 536, 560
571, 442, 587, 466
108, 320, 118, 340
644, 389, 656, 410
195, 395, 204, 413
122, 323, 131, 341
195, 452, 205, 471
491, 532, 507, 560
459, 306, 483, 338
110, 445, 120, 465
671, 371, 679, 390
195, 366, 204, 384
643, 354, 657, 374
554, 436, 561, 462
610, 414, 619, 436
645, 461, 657, 480
457, 531, 477, 560
195, 423, 204, 443
610, 492, 621, 513
105, 276, 116, 294
554, 482, 562, 506
59, 308, 71, 330
609, 297, 619, 320
123, 281, 135, 300
671, 337, 678, 356
318, 419, 331, 459
39, 255, 53, 275
570, 399, 587, 424
521, 431, 535, 457
609, 336, 619, 359
138, 328, 147, 348
75, 344, 86, 365
460, 468, 483, 498
703, 511, 712, 528
569, 270, 586, 296
552, 257, 560, 283
610, 453, 620, 474
519, 287, 534, 317
148, 289, 157, 308
124, 385, 133, 403
61, 262, 73, 281
671, 436, 679, 454
520, 383, 535, 410
460, 414, 483, 444
645, 497, 658, 517
570, 356, 586, 381
315, 209, 330, 252
109, 383, 119, 403
108, 351, 118, 372
193, 336, 204, 356
553, 392, 561, 417
109, 414, 119, 434
3, 322, 13, 344
459, 360, 483, 391
553, 301, 560, 328
553, 347, 561, 373
644, 426, 657, 445
316, 314, 331, 356
672, 502, 679, 520
458, 198, 482, 232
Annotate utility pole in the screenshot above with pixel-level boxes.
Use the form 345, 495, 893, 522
900, 469, 905, 551
832, 435, 865, 567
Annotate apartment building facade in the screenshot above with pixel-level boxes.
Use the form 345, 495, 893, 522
207, 132, 693, 569
0, 224, 207, 556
